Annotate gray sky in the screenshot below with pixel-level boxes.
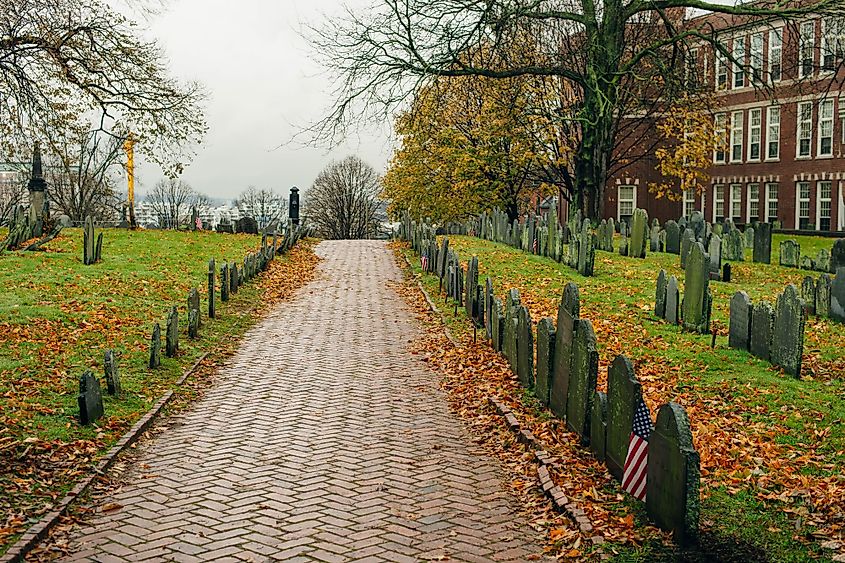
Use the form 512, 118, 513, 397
135, 0, 393, 201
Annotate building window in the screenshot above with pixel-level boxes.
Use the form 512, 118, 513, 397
686, 48, 699, 88
618, 185, 636, 222
769, 28, 782, 82
733, 36, 746, 88
716, 43, 728, 90
748, 183, 760, 222
799, 21, 815, 78
731, 110, 744, 162
766, 106, 780, 160
714, 185, 725, 222
766, 183, 779, 223
684, 188, 696, 218
797, 181, 811, 229
817, 181, 832, 231
748, 108, 762, 160
730, 184, 743, 221
750, 33, 763, 83
714, 112, 728, 163
797, 101, 813, 158
822, 17, 845, 71
818, 99, 834, 157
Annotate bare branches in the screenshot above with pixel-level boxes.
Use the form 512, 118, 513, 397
304, 156, 383, 239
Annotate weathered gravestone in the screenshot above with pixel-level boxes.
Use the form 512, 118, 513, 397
689, 211, 705, 241
535, 318, 555, 406
551, 283, 580, 420
750, 301, 775, 361
801, 276, 817, 316
590, 391, 608, 462
708, 234, 722, 279
680, 229, 695, 269
465, 256, 479, 319
753, 223, 772, 264
618, 237, 628, 257
220, 264, 230, 302
816, 249, 832, 273
484, 277, 493, 339
149, 323, 161, 368
104, 350, 121, 396
655, 270, 667, 318
832, 240, 845, 272
646, 402, 700, 546
650, 219, 661, 253
504, 289, 520, 373
817, 274, 832, 318
830, 268, 845, 323
188, 287, 201, 328
188, 309, 199, 339
78, 370, 104, 425
166, 306, 179, 357
665, 221, 681, 254
665, 276, 680, 325
779, 240, 800, 268
722, 229, 745, 262
800, 255, 815, 271
606, 355, 641, 481
491, 297, 504, 352
566, 319, 599, 444
728, 291, 752, 351
438, 237, 450, 279
629, 208, 648, 258
722, 263, 732, 283
230, 263, 239, 294
682, 243, 712, 334
577, 219, 595, 276
771, 284, 805, 378
208, 259, 216, 319
744, 227, 755, 250
517, 306, 534, 388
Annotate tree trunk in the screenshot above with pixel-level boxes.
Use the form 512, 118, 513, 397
573, 91, 615, 221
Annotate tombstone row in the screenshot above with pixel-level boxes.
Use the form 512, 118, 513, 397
779, 238, 844, 274
799, 269, 845, 323
663, 212, 771, 266
654, 242, 713, 334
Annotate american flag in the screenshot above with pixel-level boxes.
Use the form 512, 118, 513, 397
622, 397, 653, 501
421, 255, 428, 271
532, 236, 538, 253
195, 216, 202, 230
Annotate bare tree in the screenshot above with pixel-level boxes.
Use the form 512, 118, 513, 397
236, 186, 288, 230
305, 156, 382, 239
146, 178, 199, 229
0, 165, 27, 226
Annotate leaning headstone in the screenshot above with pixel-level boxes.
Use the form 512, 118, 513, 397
535, 318, 555, 406
149, 323, 161, 368
606, 355, 641, 481
646, 402, 700, 546
551, 283, 580, 420
516, 306, 534, 388
753, 223, 772, 264
728, 291, 752, 351
817, 274, 832, 318
590, 391, 608, 462
801, 276, 817, 316
566, 318, 599, 444
104, 350, 121, 396
208, 259, 216, 319
665, 276, 680, 325
832, 240, 845, 272
78, 371, 105, 425
771, 285, 805, 378
750, 301, 775, 361
665, 221, 681, 254
682, 243, 712, 334
830, 268, 845, 323
166, 306, 178, 357
680, 229, 695, 269
655, 270, 667, 318
629, 208, 648, 258
779, 240, 800, 268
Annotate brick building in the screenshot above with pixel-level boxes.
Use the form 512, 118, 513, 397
605, 8, 845, 233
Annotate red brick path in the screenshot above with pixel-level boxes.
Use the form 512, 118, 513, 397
59, 240, 543, 562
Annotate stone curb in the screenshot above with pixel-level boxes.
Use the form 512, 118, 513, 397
400, 251, 459, 346
487, 396, 608, 558
1, 352, 210, 563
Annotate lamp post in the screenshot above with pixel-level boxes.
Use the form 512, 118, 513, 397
289, 187, 300, 227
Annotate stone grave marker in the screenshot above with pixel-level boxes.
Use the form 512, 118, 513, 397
817, 274, 832, 318
801, 276, 817, 316
708, 234, 722, 279
517, 305, 534, 388
189, 308, 199, 339
590, 391, 608, 462
682, 243, 712, 334
816, 249, 831, 273
166, 306, 178, 357
504, 289, 520, 373
779, 240, 800, 268
577, 219, 595, 276
465, 256, 479, 319
750, 301, 775, 361
646, 402, 700, 546
665, 275, 680, 325
104, 350, 121, 396
832, 240, 845, 272
680, 229, 695, 269
208, 259, 215, 319
149, 323, 161, 368
220, 264, 229, 302
551, 283, 580, 420
744, 227, 754, 249
629, 208, 648, 258
650, 219, 660, 253
722, 229, 745, 262
535, 318, 555, 406
831, 268, 845, 323
606, 354, 641, 481
485, 277, 493, 339
722, 263, 731, 283
728, 291, 752, 351
655, 269, 667, 318
753, 223, 772, 264
230, 263, 239, 294
491, 297, 504, 352
566, 318, 599, 444
771, 284, 805, 378
78, 370, 105, 425
665, 221, 680, 254
800, 255, 815, 270
188, 287, 201, 328
689, 210, 705, 241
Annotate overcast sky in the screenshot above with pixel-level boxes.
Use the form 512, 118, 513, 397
135, 0, 392, 201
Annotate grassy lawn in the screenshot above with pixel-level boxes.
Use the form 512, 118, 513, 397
0, 228, 316, 554
402, 234, 844, 562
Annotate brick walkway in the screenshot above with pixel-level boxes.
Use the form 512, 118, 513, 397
58, 240, 543, 562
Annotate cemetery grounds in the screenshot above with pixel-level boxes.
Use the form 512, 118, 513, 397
399, 233, 844, 562
0, 228, 319, 554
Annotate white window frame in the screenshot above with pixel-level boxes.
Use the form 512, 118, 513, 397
733, 36, 746, 88
716, 43, 728, 90
822, 17, 845, 71
747, 183, 760, 222
683, 188, 696, 218
617, 185, 637, 221
686, 47, 699, 88
817, 181, 832, 231
796, 181, 811, 229
765, 183, 779, 224
748, 108, 762, 161
713, 184, 725, 222
797, 101, 813, 158
799, 20, 815, 78
731, 110, 744, 162
768, 28, 782, 82
766, 106, 780, 160
729, 184, 743, 221
818, 99, 834, 157
714, 112, 728, 163
750, 33, 763, 83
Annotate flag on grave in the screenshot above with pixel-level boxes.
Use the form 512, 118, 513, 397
532, 236, 538, 253
421, 255, 428, 271
622, 397, 653, 501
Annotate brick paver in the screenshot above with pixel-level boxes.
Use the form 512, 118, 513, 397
59, 240, 543, 562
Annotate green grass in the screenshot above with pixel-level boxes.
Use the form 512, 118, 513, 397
402, 235, 844, 562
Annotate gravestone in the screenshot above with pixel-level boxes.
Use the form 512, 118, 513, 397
188, 309, 199, 339
665, 221, 681, 254
104, 350, 121, 396
689, 211, 706, 241
78, 371, 105, 425
650, 219, 661, 253
646, 402, 700, 546
149, 323, 161, 368
779, 240, 800, 268
566, 318, 599, 444
728, 291, 752, 351
744, 227, 755, 249
504, 289, 520, 373
551, 283, 580, 420
800, 255, 815, 270
750, 301, 775, 361
465, 257, 479, 319
188, 287, 201, 328
577, 219, 595, 276
708, 234, 722, 279
220, 264, 229, 302
682, 243, 712, 334
629, 208, 648, 258
832, 240, 845, 272
590, 391, 608, 462
830, 268, 845, 323
236, 216, 259, 234
722, 229, 745, 262
655, 270, 667, 318
535, 318, 555, 406
517, 306, 534, 388
485, 278, 493, 339
606, 355, 642, 481
817, 274, 832, 318
680, 229, 695, 269
753, 223, 772, 264
208, 259, 216, 319
816, 249, 831, 273
166, 306, 178, 357
438, 237, 450, 279
771, 284, 805, 378
491, 297, 504, 352
666, 276, 680, 325
230, 263, 239, 294
801, 276, 817, 316
618, 237, 628, 257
